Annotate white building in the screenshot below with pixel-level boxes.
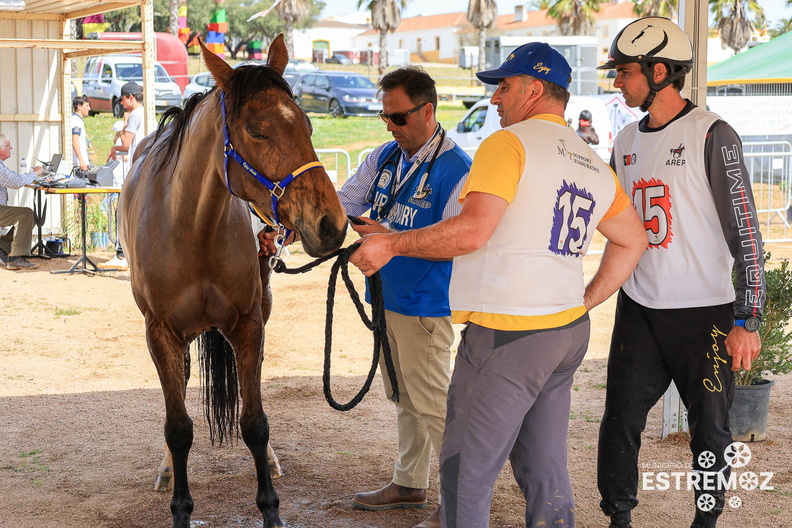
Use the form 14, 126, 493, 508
293, 18, 369, 62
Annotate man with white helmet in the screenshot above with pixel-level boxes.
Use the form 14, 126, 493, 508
596, 17, 765, 528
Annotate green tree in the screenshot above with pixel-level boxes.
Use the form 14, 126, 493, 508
223, 0, 322, 59
768, 16, 792, 37
468, 0, 498, 71
102, 0, 195, 33
526, 0, 551, 9
709, 0, 764, 53
358, 0, 409, 74
186, 0, 215, 34
634, 0, 677, 18
547, 0, 601, 36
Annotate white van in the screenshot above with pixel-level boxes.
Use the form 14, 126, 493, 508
448, 94, 644, 162
82, 55, 182, 117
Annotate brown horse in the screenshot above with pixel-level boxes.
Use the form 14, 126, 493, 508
119, 35, 347, 528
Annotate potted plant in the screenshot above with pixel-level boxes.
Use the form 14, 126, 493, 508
730, 252, 792, 441
86, 196, 110, 251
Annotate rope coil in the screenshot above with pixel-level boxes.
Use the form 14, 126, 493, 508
272, 245, 399, 411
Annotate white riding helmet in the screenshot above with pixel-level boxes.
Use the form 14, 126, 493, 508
598, 17, 694, 111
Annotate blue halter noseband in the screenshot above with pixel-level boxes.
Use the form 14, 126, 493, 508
220, 90, 322, 228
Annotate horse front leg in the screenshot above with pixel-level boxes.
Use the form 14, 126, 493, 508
228, 315, 282, 528
259, 260, 283, 482
146, 318, 194, 528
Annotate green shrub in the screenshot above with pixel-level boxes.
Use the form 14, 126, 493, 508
736, 252, 792, 385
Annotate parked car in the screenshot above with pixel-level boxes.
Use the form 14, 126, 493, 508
447, 95, 643, 161
326, 53, 352, 65
82, 55, 182, 117
181, 71, 215, 105
233, 59, 302, 89
293, 72, 381, 118
287, 59, 319, 72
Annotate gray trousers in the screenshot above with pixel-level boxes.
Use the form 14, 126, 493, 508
0, 205, 34, 257
440, 317, 590, 528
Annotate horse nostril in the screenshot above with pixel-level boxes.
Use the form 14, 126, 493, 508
319, 214, 345, 244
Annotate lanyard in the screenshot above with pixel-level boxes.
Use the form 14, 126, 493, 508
373, 127, 445, 222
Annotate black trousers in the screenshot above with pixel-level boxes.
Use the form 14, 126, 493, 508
598, 290, 735, 519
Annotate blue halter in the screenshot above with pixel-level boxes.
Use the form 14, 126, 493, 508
220, 90, 322, 231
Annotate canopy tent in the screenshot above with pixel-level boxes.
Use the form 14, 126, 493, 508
707, 30, 792, 85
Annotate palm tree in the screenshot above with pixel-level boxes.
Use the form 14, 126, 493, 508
526, 0, 552, 9
769, 16, 792, 38
276, 0, 309, 58
709, 0, 764, 53
169, 0, 179, 37
468, 0, 498, 71
634, 0, 678, 18
547, 0, 601, 36
358, 0, 408, 74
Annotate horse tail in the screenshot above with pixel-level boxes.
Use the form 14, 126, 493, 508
198, 330, 239, 446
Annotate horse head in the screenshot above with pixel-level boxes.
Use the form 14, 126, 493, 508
202, 35, 347, 257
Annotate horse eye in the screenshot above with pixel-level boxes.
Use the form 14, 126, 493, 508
246, 127, 270, 140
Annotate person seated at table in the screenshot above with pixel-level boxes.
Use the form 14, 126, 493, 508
0, 134, 43, 270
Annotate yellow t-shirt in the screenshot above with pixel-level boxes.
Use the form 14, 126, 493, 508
452, 114, 630, 331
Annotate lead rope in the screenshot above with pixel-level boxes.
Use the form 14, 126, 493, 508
271, 244, 399, 411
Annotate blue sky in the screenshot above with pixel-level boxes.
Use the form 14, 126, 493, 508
321, 1, 791, 26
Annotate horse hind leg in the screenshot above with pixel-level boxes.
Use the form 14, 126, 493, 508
146, 318, 195, 528
227, 317, 282, 527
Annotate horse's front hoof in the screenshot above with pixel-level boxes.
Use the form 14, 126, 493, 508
262, 512, 283, 528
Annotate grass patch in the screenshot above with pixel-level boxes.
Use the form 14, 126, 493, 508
4, 449, 51, 474
55, 306, 81, 316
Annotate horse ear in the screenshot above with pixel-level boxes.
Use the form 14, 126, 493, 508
266, 34, 289, 76
200, 38, 234, 91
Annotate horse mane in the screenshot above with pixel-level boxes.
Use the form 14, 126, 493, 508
152, 64, 294, 168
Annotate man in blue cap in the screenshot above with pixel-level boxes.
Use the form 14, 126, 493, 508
349, 42, 647, 527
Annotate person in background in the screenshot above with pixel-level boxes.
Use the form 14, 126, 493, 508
577, 109, 599, 145
101, 81, 143, 271
348, 42, 647, 528
0, 134, 43, 270
71, 96, 91, 171
595, 17, 765, 528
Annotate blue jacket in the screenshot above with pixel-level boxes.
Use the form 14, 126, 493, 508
368, 139, 471, 317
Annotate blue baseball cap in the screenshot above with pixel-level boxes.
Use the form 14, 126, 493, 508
476, 42, 572, 90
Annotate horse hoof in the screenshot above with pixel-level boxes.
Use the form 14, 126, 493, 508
154, 473, 173, 492
263, 513, 283, 528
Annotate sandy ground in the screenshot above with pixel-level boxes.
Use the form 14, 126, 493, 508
0, 239, 790, 528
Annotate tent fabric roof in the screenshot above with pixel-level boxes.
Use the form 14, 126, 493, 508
707, 31, 792, 85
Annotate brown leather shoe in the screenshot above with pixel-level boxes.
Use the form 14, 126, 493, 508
7, 256, 37, 270
352, 482, 427, 511
414, 506, 441, 528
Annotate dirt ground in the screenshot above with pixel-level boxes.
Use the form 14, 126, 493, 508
1, 240, 790, 528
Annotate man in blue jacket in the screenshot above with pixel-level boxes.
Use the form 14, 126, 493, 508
338, 66, 471, 528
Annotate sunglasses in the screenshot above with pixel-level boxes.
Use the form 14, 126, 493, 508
378, 102, 427, 126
